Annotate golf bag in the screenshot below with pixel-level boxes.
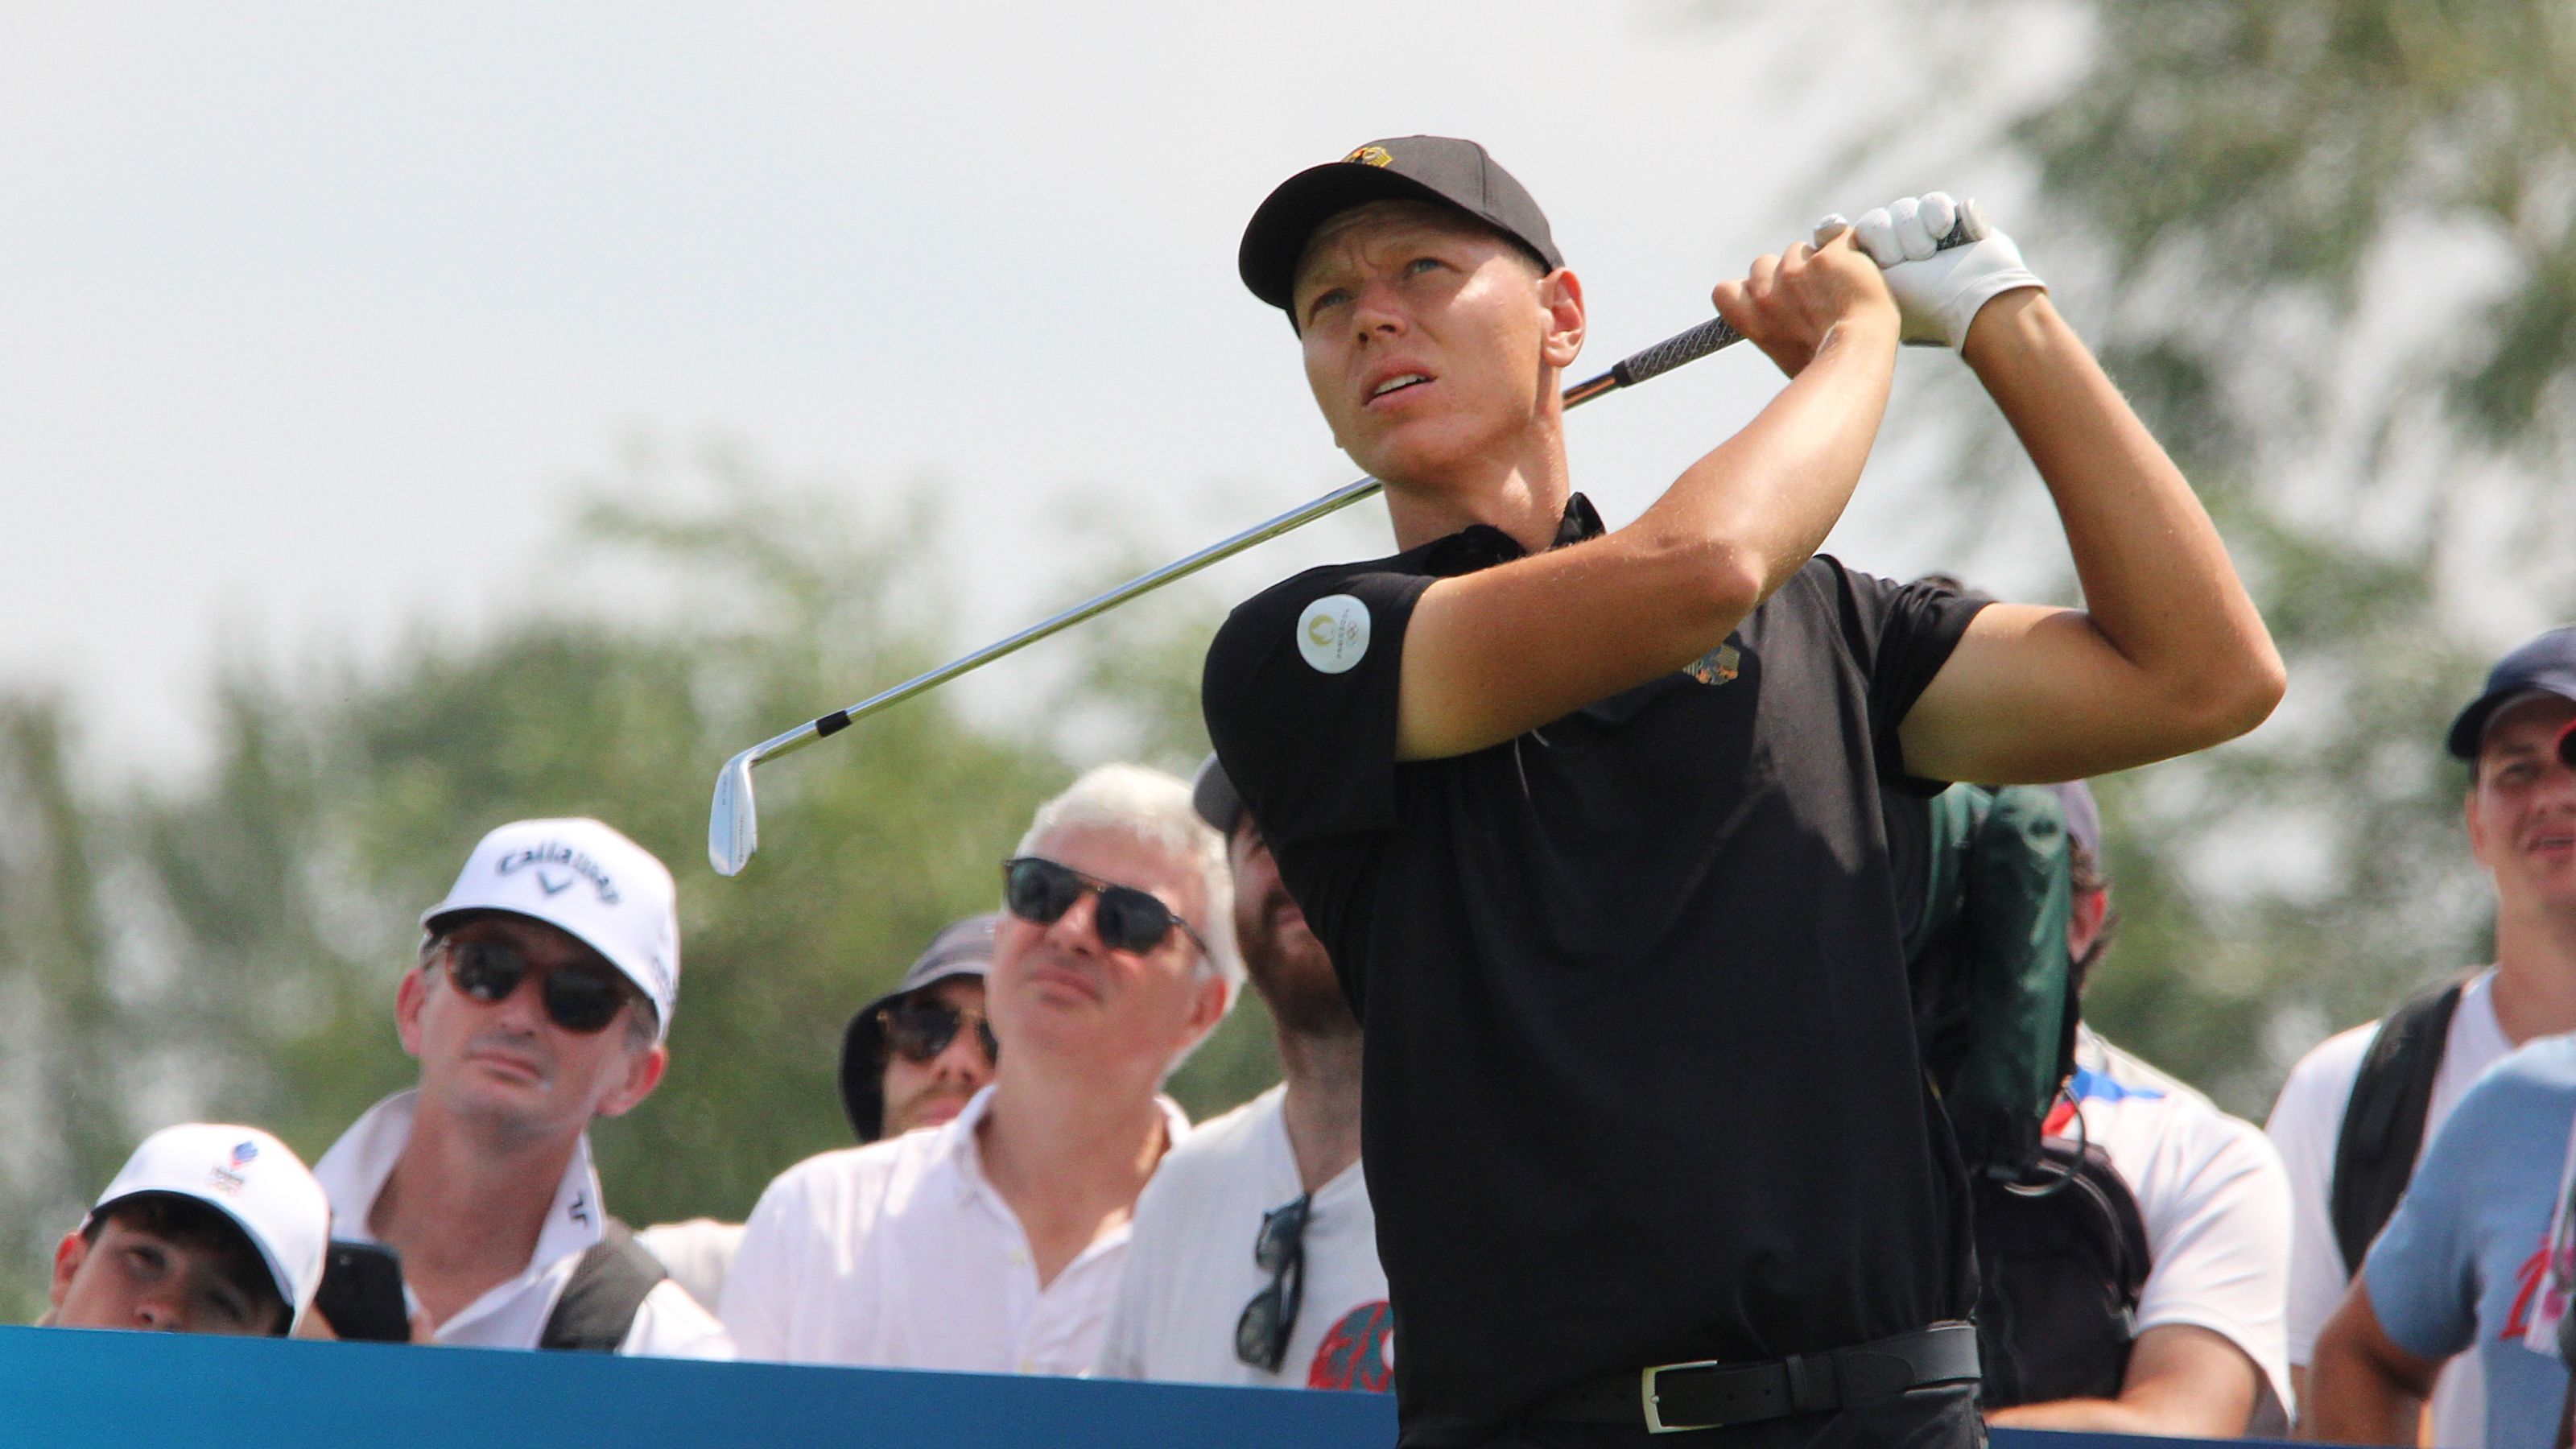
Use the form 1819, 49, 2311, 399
1905, 783, 2151, 1408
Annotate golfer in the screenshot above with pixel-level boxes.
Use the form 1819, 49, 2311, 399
1201, 136, 2284, 1447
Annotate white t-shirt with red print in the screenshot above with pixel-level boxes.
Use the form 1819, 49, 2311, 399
1097, 1084, 1390, 1393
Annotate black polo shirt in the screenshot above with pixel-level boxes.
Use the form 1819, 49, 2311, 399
1200, 497, 1988, 1447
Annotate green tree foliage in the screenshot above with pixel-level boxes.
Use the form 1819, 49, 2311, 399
0, 450, 1281, 1319
1897, 0, 2575, 1108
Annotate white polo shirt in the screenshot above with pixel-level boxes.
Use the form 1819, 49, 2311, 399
1097, 1084, 1390, 1390
313, 1091, 733, 1358
2267, 968, 2508, 1447
720, 1084, 1190, 1373
2062, 1032, 2294, 1420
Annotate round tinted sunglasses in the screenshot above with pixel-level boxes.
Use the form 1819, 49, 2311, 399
441, 938, 634, 1035
1001, 857, 1209, 957
877, 997, 998, 1067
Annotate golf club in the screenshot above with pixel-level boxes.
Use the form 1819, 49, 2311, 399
709, 204, 1988, 875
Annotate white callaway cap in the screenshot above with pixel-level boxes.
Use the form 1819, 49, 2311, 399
422, 817, 681, 1042
89, 1123, 332, 1324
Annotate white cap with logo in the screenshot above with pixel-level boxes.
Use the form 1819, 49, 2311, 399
421, 817, 682, 1042
88, 1123, 332, 1324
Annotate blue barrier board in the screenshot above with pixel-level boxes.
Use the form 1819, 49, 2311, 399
0, 1325, 2285, 1448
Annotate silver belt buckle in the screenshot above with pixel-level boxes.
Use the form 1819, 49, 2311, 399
1641, 1358, 1724, 1435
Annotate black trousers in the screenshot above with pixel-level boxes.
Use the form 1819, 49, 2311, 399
1463, 1383, 1985, 1449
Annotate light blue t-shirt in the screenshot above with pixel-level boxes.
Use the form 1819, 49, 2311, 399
2365, 1034, 2576, 1449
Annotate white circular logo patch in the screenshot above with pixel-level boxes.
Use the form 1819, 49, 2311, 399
1297, 593, 1371, 675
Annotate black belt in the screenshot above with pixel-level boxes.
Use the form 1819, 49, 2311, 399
1530, 1323, 1981, 1435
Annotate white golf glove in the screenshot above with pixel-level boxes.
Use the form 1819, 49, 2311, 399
1813, 192, 2044, 349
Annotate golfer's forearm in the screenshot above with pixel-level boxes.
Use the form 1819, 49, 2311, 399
1624, 312, 1899, 617
1966, 292, 2284, 738
1393, 316, 1897, 762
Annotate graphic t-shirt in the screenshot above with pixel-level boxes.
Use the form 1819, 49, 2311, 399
2365, 1034, 2576, 1449
1096, 1084, 1389, 1392
1201, 498, 1987, 1445
2266, 968, 2509, 1445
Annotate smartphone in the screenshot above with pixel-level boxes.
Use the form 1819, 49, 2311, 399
315, 1240, 411, 1342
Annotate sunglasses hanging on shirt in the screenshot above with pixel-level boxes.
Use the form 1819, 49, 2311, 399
1235, 1191, 1311, 1373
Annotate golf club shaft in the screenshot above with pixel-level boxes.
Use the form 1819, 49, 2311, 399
737, 316, 1751, 774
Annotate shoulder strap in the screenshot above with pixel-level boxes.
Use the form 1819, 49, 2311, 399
2328, 980, 2468, 1276
539, 1219, 667, 1353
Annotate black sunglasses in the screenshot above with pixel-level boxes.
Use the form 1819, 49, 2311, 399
442, 937, 633, 1035
878, 997, 999, 1067
1001, 857, 1209, 958
1234, 1192, 1311, 1373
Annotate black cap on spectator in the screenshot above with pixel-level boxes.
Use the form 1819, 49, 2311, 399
2445, 626, 2576, 759
839, 914, 998, 1142
1238, 136, 1563, 315
1191, 753, 1244, 836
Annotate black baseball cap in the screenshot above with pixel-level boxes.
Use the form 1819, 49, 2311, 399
838, 914, 997, 1142
2444, 626, 2576, 760
1238, 136, 1564, 315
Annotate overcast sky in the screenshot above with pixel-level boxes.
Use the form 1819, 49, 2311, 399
2, 2, 2080, 776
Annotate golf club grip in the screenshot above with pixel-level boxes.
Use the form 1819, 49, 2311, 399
1593, 207, 1984, 396
1608, 317, 1744, 390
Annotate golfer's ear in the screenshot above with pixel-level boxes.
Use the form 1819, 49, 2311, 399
1540, 267, 1585, 369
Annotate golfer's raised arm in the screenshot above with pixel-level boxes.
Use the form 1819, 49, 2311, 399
1895, 286, 2285, 784
1394, 234, 1901, 762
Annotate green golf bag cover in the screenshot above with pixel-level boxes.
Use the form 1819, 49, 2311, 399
1904, 783, 2079, 1176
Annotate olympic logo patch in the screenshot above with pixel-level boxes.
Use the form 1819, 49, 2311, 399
1298, 594, 1370, 675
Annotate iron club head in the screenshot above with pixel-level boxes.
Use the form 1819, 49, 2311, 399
709, 746, 762, 877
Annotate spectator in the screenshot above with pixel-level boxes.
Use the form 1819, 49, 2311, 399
634, 917, 1001, 1311
1097, 757, 1386, 1390
2268, 626, 2576, 1439
720, 764, 1239, 1373
1981, 782, 2295, 1437
41, 1123, 328, 1338
2305, 1035, 2576, 1448
309, 817, 732, 1356
839, 914, 1001, 1141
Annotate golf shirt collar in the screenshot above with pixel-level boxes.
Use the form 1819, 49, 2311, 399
1420, 493, 1604, 576
312, 1090, 609, 1333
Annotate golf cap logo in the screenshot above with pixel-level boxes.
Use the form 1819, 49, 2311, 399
1298, 595, 1370, 675
496, 842, 622, 906
205, 1143, 258, 1196
1344, 145, 1394, 167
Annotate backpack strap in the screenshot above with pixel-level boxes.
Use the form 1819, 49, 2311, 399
2328, 980, 2467, 1276
539, 1219, 667, 1353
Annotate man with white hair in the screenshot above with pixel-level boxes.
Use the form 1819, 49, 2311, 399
311, 817, 732, 1356
720, 763, 1239, 1372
